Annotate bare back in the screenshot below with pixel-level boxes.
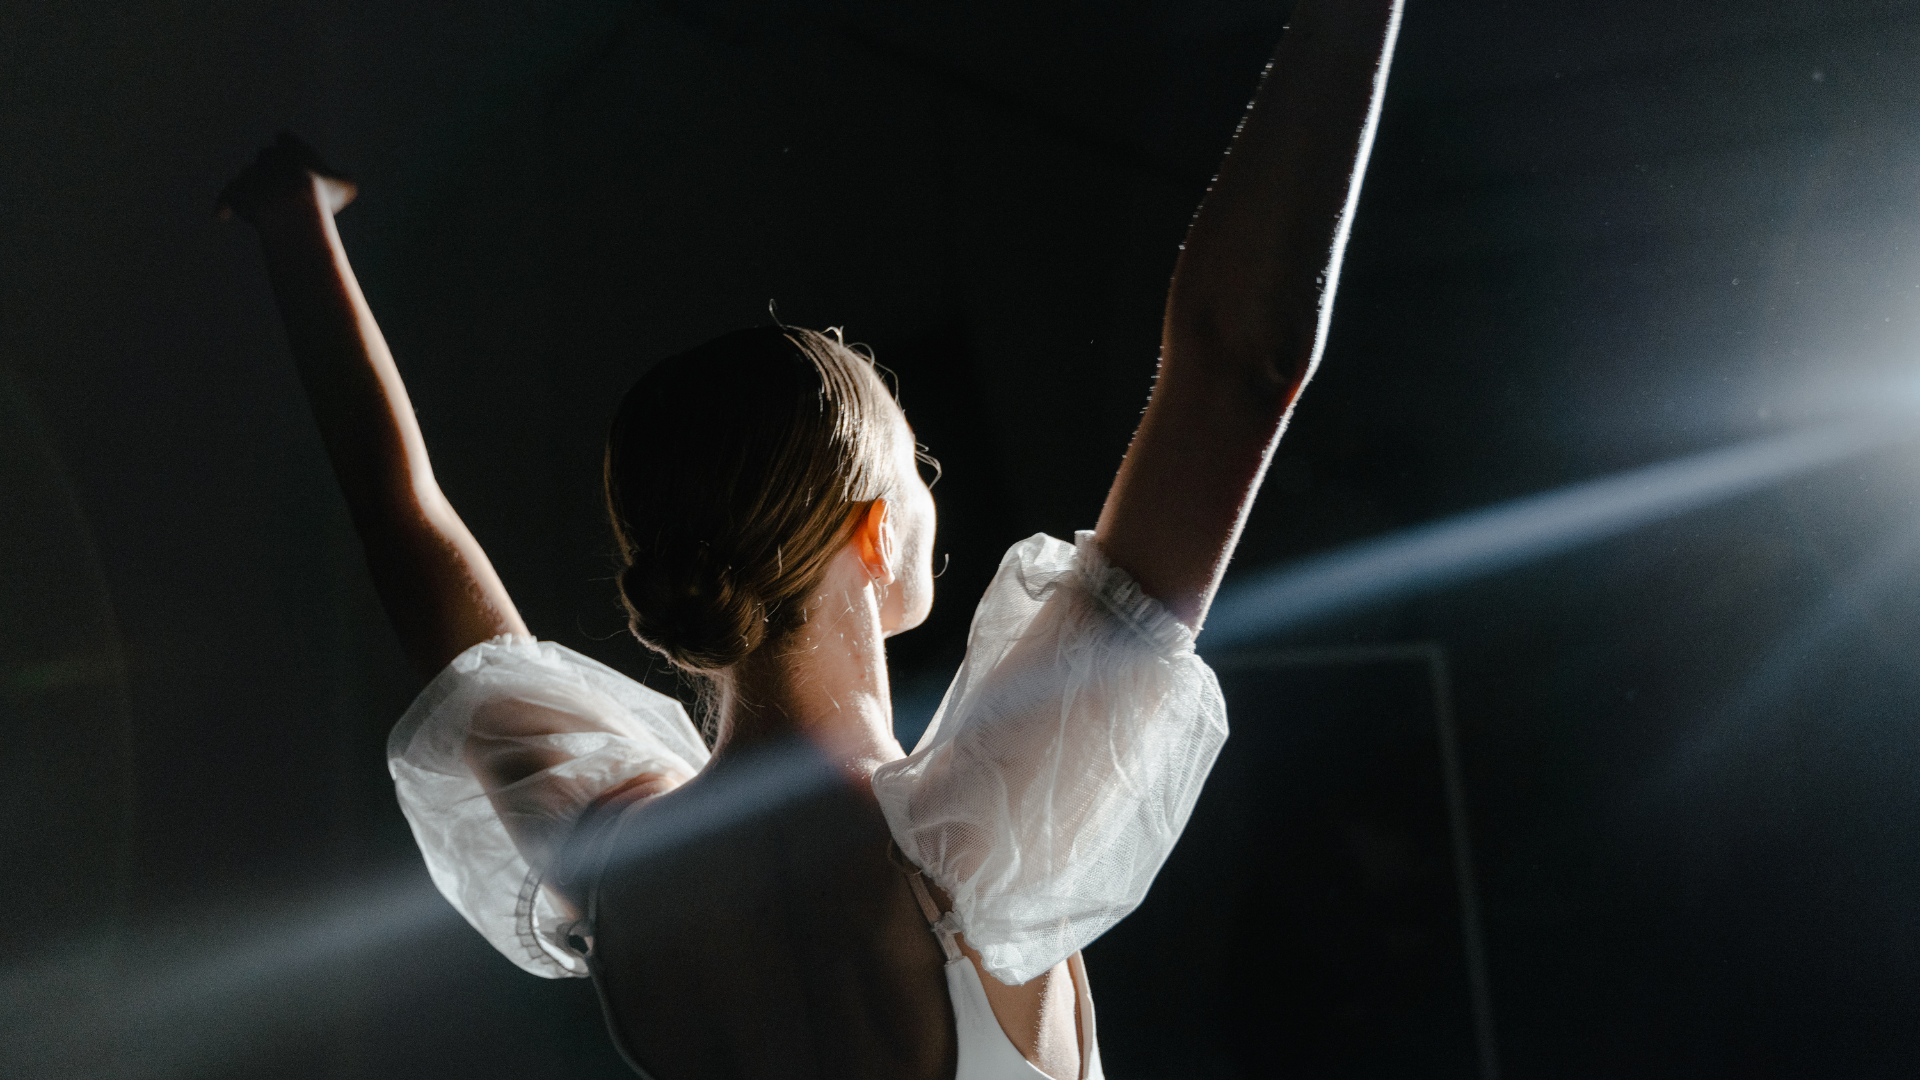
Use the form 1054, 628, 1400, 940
572, 742, 955, 1080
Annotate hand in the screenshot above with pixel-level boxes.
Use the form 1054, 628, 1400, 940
216, 131, 358, 226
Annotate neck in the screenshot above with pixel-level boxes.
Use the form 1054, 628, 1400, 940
710, 558, 904, 775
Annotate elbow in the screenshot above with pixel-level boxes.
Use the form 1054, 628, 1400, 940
340, 482, 438, 538
1162, 302, 1317, 412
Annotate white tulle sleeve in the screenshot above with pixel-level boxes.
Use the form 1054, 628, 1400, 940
871, 531, 1229, 985
387, 635, 709, 978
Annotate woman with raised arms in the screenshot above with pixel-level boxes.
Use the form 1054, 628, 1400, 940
219, 3, 1402, 1076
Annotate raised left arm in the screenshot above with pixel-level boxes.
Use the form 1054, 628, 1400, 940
1095, 0, 1404, 629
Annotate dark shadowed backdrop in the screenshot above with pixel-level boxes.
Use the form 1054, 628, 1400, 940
6, 1, 1920, 1077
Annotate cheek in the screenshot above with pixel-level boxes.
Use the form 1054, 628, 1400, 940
897, 493, 936, 613
919, 481, 937, 534
910, 490, 937, 571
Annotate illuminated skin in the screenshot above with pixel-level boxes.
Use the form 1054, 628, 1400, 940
712, 404, 939, 775
220, 3, 1400, 1075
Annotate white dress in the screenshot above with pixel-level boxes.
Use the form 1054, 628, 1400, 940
388, 531, 1229, 1071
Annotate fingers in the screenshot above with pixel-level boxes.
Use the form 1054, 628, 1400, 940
216, 131, 356, 222
269, 130, 353, 184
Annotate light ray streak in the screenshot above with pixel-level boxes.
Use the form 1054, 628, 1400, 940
0, 744, 857, 1079
1202, 420, 1911, 650
0, 868, 454, 1079
1651, 509, 1920, 793
591, 737, 843, 870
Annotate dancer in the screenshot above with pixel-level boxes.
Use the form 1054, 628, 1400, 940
219, 3, 1401, 1076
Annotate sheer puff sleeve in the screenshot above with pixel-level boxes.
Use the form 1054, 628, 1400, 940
871, 532, 1229, 986
387, 635, 709, 978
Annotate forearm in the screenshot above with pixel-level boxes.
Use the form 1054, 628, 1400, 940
256, 203, 433, 508
1097, 0, 1402, 626
252, 193, 525, 677
1164, 0, 1402, 388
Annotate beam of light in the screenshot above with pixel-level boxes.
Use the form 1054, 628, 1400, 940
591, 736, 844, 870
0, 744, 856, 1080
0, 867, 455, 1080
1643, 509, 1920, 799
1201, 420, 1913, 651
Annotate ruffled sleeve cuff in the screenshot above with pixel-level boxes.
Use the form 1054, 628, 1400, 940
873, 532, 1228, 984
388, 635, 707, 978
1071, 530, 1198, 658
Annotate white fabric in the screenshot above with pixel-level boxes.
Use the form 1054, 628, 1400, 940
913, 869, 1105, 1079
387, 635, 708, 977
944, 952, 1105, 1080
872, 531, 1227, 985
387, 531, 1227, 991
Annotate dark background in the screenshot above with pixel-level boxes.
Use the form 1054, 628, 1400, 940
7, 0, 1920, 1076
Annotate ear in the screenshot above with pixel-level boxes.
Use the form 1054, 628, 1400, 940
852, 499, 895, 586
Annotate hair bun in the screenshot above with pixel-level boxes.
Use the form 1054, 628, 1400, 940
618, 544, 767, 672
604, 325, 899, 680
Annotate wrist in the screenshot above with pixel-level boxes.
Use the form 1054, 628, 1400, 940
247, 187, 332, 244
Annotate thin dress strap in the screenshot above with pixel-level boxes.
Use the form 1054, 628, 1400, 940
575, 800, 667, 1080
894, 842, 964, 963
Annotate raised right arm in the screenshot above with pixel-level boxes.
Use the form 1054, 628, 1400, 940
222, 136, 526, 680
1095, 0, 1404, 629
